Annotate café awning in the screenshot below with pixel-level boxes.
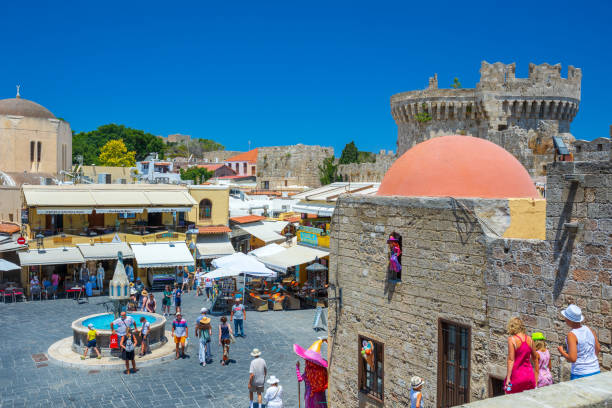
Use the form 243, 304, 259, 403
248, 243, 285, 258
0, 259, 20, 271
130, 241, 194, 268
196, 234, 235, 259
238, 222, 285, 244
77, 242, 134, 261
292, 202, 335, 217
18, 247, 85, 266
147, 207, 192, 213
35, 208, 93, 215
211, 252, 276, 277
257, 245, 329, 272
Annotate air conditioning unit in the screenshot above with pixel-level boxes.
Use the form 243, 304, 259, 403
118, 178, 127, 184
98, 174, 111, 184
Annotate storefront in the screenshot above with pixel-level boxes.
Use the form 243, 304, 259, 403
196, 233, 235, 269
76, 242, 134, 292
257, 244, 329, 284
17, 247, 85, 294
130, 241, 195, 289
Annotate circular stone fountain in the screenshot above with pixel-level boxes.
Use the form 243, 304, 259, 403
71, 312, 167, 356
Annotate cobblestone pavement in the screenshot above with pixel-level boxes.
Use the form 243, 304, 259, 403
0, 292, 325, 408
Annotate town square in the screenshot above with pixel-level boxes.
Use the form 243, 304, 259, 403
0, 1, 611, 407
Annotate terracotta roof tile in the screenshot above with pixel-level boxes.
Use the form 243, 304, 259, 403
225, 148, 258, 163
230, 215, 266, 224
198, 225, 231, 234
197, 164, 225, 171
0, 223, 21, 234
284, 216, 302, 223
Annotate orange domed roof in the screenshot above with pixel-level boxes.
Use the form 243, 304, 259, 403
377, 136, 540, 199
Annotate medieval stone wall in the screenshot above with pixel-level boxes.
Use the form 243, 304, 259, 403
574, 138, 611, 162
336, 152, 396, 182
390, 62, 582, 176
256, 144, 333, 189
327, 160, 611, 407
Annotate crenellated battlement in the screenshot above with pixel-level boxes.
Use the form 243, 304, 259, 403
390, 61, 583, 175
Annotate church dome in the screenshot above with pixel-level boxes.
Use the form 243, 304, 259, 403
0, 97, 56, 119
377, 135, 540, 199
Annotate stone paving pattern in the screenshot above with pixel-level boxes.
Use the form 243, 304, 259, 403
0, 293, 323, 407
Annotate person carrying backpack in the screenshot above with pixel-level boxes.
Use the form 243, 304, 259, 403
120, 327, 138, 374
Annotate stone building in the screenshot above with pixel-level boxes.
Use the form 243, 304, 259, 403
337, 150, 396, 182
391, 62, 582, 176
0, 91, 72, 174
327, 136, 610, 407
257, 144, 334, 189
574, 136, 611, 162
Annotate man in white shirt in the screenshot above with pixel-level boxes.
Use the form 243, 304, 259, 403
204, 275, 214, 300
110, 312, 138, 360
249, 348, 267, 408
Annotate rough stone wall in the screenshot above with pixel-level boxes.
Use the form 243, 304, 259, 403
337, 152, 396, 182
390, 62, 582, 176
328, 196, 491, 407
327, 160, 611, 407
257, 145, 333, 189
200, 150, 243, 163
574, 138, 611, 162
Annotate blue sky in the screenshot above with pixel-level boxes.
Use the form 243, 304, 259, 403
1, 1, 610, 155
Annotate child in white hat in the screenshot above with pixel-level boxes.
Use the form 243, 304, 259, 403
410, 376, 424, 408
263, 375, 283, 408
81, 323, 102, 360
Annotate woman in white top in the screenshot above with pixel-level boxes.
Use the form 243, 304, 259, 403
263, 375, 283, 408
558, 304, 601, 380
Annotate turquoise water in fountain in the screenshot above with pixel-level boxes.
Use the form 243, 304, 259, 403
82, 313, 157, 330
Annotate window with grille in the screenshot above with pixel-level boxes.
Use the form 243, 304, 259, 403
358, 336, 384, 402
199, 199, 212, 219
437, 320, 471, 407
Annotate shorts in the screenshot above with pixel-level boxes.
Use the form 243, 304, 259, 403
174, 336, 186, 344
175, 298, 181, 307
87, 339, 97, 348
571, 371, 600, 380
249, 384, 264, 393
123, 350, 135, 361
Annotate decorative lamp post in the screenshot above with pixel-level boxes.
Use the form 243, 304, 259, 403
36, 233, 44, 250
109, 251, 130, 317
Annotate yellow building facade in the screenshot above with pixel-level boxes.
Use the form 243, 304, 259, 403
186, 185, 230, 227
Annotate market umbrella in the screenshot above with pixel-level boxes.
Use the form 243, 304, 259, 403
0, 259, 20, 271
0, 259, 20, 282
305, 262, 328, 272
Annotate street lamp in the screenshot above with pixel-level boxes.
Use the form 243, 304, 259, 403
36, 233, 44, 250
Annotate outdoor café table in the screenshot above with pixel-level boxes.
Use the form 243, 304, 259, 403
66, 286, 84, 299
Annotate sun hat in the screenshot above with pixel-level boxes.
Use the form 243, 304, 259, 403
200, 307, 208, 314
532, 332, 546, 341
250, 348, 262, 357
294, 339, 328, 368
266, 375, 280, 385
141, 290, 148, 296
87, 323, 94, 329
199, 316, 211, 325
411, 376, 424, 389
561, 304, 584, 323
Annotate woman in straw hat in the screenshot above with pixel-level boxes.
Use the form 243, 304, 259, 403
295, 339, 327, 408
558, 304, 601, 380
263, 375, 283, 408
410, 376, 424, 408
196, 316, 212, 366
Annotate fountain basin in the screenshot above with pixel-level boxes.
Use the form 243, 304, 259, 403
71, 312, 167, 356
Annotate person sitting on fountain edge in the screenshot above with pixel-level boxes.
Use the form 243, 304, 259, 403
111, 311, 138, 351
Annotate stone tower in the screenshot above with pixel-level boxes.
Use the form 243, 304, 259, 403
390, 62, 582, 175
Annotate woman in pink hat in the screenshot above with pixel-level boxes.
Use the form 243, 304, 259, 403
295, 339, 327, 408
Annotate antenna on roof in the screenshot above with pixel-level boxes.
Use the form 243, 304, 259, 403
16, 85, 21, 99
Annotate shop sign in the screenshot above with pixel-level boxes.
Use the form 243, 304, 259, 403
21, 208, 28, 224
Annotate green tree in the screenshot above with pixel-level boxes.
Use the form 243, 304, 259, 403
98, 139, 136, 167
339, 141, 359, 164
179, 167, 214, 184
72, 124, 166, 165
198, 138, 224, 152
318, 156, 340, 185
451, 77, 462, 89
